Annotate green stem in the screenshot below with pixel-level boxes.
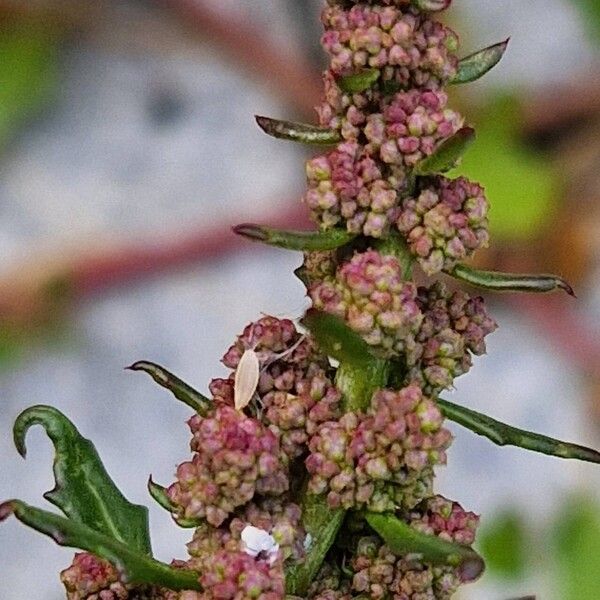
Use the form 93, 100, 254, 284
336, 360, 389, 413
286, 344, 389, 595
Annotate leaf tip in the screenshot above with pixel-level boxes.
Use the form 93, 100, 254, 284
558, 279, 576, 298
0, 500, 16, 522
232, 223, 267, 242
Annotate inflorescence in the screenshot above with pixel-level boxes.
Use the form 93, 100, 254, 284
57, 1, 499, 598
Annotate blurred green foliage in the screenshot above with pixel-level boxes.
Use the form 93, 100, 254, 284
479, 509, 528, 580
481, 494, 600, 600
573, 0, 600, 42
0, 20, 61, 147
553, 495, 600, 600
453, 96, 558, 243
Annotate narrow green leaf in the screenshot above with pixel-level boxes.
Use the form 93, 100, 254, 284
147, 477, 201, 528
411, 0, 451, 12
415, 127, 476, 175
452, 39, 510, 85
449, 263, 575, 296
301, 309, 376, 368
285, 495, 345, 595
233, 224, 355, 252
337, 69, 380, 93
13, 405, 151, 554
366, 512, 484, 582
0, 500, 200, 591
127, 361, 211, 415
255, 116, 341, 145
438, 398, 600, 463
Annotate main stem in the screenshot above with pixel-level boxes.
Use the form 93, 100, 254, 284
286, 238, 414, 595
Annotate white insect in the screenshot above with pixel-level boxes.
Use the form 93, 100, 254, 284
234, 348, 260, 411
241, 525, 280, 564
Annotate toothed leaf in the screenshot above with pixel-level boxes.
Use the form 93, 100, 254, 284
0, 500, 200, 591
13, 405, 151, 554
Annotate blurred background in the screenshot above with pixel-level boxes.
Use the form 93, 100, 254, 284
0, 1, 599, 598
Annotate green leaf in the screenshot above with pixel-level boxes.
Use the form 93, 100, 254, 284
13, 405, 152, 554
0, 500, 200, 591
415, 127, 476, 175
438, 398, 600, 463
366, 512, 484, 582
553, 495, 600, 600
338, 69, 380, 93
411, 0, 451, 12
450, 264, 575, 296
147, 477, 202, 529
127, 361, 211, 415
479, 510, 528, 580
233, 224, 355, 251
255, 116, 341, 145
452, 39, 510, 85
301, 310, 376, 368
285, 495, 345, 595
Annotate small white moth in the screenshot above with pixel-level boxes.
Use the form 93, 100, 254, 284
234, 348, 260, 411
241, 525, 280, 563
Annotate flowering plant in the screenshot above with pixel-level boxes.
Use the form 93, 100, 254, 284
1, 1, 597, 599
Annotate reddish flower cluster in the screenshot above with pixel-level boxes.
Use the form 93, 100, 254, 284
211, 316, 342, 460
167, 406, 289, 527
321, 4, 458, 89
60, 553, 133, 600
397, 176, 489, 275
409, 281, 497, 393
309, 250, 423, 359
304, 141, 404, 237
306, 385, 452, 511
363, 90, 462, 168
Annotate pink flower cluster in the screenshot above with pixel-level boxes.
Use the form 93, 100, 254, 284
409, 281, 497, 393
187, 499, 305, 568
304, 141, 404, 237
309, 250, 423, 359
363, 90, 462, 168
397, 176, 490, 275
306, 385, 452, 511
351, 536, 459, 600
321, 4, 458, 89
199, 550, 285, 600
211, 316, 342, 460
60, 553, 133, 600
408, 494, 479, 546
166, 406, 289, 527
